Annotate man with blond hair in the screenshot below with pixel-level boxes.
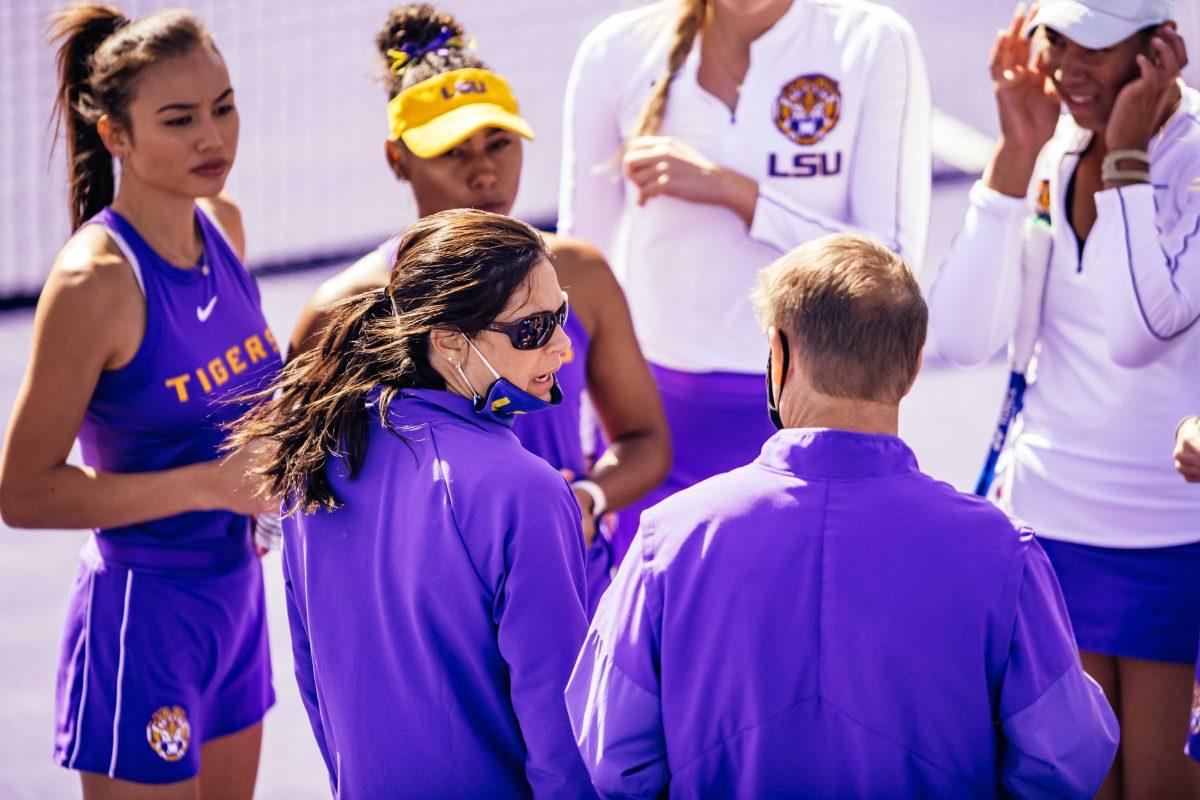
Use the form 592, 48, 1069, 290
565, 234, 1119, 799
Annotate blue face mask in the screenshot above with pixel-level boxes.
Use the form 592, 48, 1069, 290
454, 335, 562, 421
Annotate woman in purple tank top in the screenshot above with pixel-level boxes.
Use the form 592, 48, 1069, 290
289, 5, 670, 614
0, 7, 279, 798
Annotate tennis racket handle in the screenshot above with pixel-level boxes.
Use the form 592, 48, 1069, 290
1010, 216, 1053, 371
974, 371, 1028, 496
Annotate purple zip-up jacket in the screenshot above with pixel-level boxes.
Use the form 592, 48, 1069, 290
281, 388, 596, 799
566, 428, 1119, 799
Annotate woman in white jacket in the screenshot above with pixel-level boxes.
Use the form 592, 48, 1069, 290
929, 2, 1200, 797
560, 0, 930, 564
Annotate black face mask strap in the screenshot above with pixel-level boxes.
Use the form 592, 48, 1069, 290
766, 330, 790, 431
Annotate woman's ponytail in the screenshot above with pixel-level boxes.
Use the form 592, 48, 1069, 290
48, 3, 127, 230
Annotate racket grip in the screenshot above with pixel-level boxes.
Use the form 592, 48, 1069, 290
1010, 217, 1053, 370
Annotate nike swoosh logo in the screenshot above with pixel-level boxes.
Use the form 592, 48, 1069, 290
197, 295, 218, 322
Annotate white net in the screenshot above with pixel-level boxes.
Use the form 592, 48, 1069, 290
3, 0, 1198, 299
0, 0, 617, 298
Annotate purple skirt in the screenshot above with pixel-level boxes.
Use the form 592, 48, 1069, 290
612, 364, 776, 566
1038, 536, 1200, 665
54, 539, 273, 783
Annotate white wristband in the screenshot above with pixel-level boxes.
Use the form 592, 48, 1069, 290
571, 479, 607, 517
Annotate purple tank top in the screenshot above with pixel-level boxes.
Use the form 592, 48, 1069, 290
377, 235, 595, 476
78, 207, 282, 569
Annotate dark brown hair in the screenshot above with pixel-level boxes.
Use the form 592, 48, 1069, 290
229, 209, 551, 513
753, 234, 928, 404
376, 3, 486, 99
49, 3, 215, 230
633, 0, 707, 138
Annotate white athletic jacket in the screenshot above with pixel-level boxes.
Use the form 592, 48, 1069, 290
559, 0, 931, 373
929, 86, 1200, 548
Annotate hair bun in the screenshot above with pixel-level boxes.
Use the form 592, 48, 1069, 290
376, 4, 466, 61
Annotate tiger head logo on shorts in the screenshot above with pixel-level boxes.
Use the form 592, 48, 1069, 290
773, 74, 841, 146
147, 705, 190, 762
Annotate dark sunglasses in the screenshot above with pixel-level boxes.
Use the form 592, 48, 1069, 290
484, 294, 569, 350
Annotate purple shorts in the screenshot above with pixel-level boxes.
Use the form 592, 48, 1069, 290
53, 539, 273, 784
1038, 536, 1200, 665
612, 364, 776, 566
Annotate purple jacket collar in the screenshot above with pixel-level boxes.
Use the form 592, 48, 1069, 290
369, 387, 517, 431
756, 428, 919, 479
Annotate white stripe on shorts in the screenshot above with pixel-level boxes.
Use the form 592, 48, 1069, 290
67, 570, 97, 768
108, 571, 134, 777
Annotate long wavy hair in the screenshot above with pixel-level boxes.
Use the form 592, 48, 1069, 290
228, 209, 550, 513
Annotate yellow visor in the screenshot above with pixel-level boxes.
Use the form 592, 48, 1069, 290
387, 68, 534, 158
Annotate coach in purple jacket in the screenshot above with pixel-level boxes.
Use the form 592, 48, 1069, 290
565, 233, 1119, 799
234, 210, 595, 799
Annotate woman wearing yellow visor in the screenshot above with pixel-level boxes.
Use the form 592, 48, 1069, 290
289, 3, 669, 617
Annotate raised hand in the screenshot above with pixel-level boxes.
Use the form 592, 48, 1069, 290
984, 3, 1061, 197
1107, 24, 1188, 151
990, 3, 1061, 153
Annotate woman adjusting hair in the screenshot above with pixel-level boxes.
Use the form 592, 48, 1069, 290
929, 1, 1200, 796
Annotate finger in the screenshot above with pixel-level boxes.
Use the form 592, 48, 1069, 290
627, 159, 668, 186
559, 468, 576, 481
1177, 453, 1200, 473
1167, 27, 1188, 70
627, 166, 659, 193
1150, 37, 1175, 75
1158, 25, 1186, 61
635, 176, 671, 206
1175, 458, 1200, 482
1153, 36, 1184, 80
989, 30, 1009, 80
1008, 3, 1026, 41
1016, 39, 1033, 70
622, 146, 670, 172
1135, 53, 1157, 85
1030, 44, 1049, 77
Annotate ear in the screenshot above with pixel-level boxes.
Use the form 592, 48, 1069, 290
96, 114, 129, 160
428, 327, 467, 367
768, 326, 785, 389
385, 139, 409, 182
900, 351, 923, 399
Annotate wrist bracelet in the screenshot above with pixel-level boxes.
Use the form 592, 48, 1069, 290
1101, 149, 1150, 184
571, 479, 607, 517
